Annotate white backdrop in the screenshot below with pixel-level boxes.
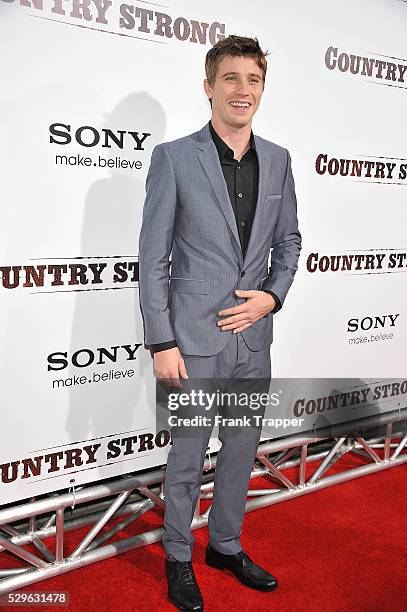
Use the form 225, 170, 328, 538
0, 0, 406, 504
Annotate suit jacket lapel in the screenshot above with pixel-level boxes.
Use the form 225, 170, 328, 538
243, 134, 271, 265
196, 122, 242, 254
196, 122, 271, 266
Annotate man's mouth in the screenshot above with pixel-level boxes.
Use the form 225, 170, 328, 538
229, 101, 251, 110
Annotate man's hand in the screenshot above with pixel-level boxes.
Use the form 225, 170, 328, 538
153, 347, 188, 388
217, 290, 276, 334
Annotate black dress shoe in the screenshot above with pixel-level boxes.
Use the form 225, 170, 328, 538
165, 558, 204, 611
205, 545, 278, 591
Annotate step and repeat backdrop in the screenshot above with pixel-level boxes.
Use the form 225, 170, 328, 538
0, 0, 406, 504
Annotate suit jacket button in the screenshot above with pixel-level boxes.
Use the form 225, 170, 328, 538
240, 271, 245, 277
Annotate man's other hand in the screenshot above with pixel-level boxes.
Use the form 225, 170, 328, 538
217, 290, 276, 333
153, 347, 188, 388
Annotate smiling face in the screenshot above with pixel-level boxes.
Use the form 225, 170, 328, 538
204, 54, 265, 129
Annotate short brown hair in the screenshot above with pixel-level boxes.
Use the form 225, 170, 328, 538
205, 35, 269, 87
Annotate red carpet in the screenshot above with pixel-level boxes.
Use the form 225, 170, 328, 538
0, 454, 406, 611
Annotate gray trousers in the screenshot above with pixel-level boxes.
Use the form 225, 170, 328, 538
162, 332, 271, 562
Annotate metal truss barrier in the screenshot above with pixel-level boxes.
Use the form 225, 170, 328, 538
0, 408, 406, 594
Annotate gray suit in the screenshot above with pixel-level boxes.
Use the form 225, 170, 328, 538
139, 121, 301, 356
138, 120, 301, 561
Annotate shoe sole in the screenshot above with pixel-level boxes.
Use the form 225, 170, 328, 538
168, 592, 204, 611
205, 557, 278, 592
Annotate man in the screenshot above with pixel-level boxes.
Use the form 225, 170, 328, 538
139, 35, 301, 611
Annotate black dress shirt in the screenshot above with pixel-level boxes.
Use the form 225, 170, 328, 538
150, 122, 281, 353
209, 120, 258, 258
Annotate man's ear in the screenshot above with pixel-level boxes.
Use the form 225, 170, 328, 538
203, 79, 213, 108
203, 78, 212, 98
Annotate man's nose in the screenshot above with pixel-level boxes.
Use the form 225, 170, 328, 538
235, 79, 250, 95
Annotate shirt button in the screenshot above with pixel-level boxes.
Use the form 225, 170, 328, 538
237, 165, 241, 170
240, 270, 246, 277
240, 221, 245, 227
238, 193, 243, 198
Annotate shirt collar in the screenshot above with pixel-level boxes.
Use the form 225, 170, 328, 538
209, 120, 256, 161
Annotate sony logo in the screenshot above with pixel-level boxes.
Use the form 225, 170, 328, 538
347, 314, 400, 332
48, 343, 142, 371
49, 123, 151, 150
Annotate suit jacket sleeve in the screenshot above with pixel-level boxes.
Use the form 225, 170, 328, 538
138, 143, 177, 346
261, 149, 302, 309
263, 290, 282, 314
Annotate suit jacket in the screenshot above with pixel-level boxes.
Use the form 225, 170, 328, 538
138, 121, 302, 356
